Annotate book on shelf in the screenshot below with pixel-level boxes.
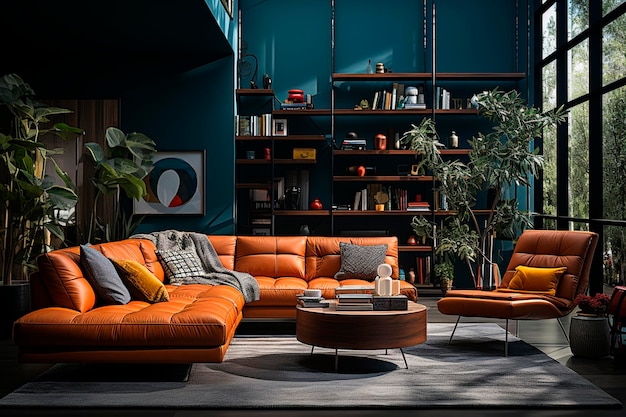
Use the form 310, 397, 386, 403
417, 256, 432, 285
371, 91, 380, 110
237, 115, 251, 136
341, 139, 367, 150
335, 302, 374, 311
404, 103, 427, 110
280, 102, 308, 110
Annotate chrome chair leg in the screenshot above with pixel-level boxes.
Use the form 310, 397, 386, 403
505, 318, 509, 357
449, 316, 462, 344
557, 318, 569, 343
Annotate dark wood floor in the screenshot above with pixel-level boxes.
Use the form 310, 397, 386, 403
1, 295, 625, 417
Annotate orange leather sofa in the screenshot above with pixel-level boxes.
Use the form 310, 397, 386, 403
13, 235, 416, 364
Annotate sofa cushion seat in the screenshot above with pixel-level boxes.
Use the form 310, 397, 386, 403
437, 289, 569, 320
14, 284, 243, 349
248, 276, 309, 307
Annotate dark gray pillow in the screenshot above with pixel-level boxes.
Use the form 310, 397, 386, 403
334, 242, 388, 281
80, 244, 131, 304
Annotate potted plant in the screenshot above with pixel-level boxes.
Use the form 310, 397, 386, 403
401, 88, 566, 288
374, 190, 389, 211
573, 293, 611, 316
0, 73, 82, 332
434, 261, 454, 293
84, 126, 157, 243
570, 292, 612, 358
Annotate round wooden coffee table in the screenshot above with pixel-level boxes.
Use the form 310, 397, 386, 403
296, 300, 427, 371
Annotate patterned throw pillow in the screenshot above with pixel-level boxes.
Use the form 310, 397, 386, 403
157, 249, 205, 284
111, 259, 169, 303
334, 242, 388, 281
80, 244, 131, 305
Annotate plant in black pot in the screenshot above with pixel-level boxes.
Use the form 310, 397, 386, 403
0, 74, 82, 333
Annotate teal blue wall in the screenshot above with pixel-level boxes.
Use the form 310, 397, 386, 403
124, 56, 236, 235
127, 0, 530, 240
123, 1, 239, 235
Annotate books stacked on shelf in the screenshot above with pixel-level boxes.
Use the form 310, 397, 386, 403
335, 293, 374, 311
280, 102, 308, 110
341, 138, 367, 150
237, 114, 273, 136
407, 201, 431, 212
297, 294, 330, 308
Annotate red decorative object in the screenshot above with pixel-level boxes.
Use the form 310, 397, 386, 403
264, 148, 271, 160
574, 293, 611, 315
357, 166, 366, 176
288, 89, 305, 103
310, 198, 323, 210
374, 133, 387, 150
406, 235, 417, 245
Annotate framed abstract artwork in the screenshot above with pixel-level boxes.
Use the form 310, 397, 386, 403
134, 150, 206, 215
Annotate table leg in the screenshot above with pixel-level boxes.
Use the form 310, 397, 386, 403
400, 348, 408, 369
335, 349, 338, 372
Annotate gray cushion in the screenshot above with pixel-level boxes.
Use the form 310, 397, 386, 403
80, 244, 131, 304
334, 242, 388, 281
158, 249, 205, 285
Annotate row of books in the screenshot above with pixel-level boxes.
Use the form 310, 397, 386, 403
351, 185, 432, 211
371, 82, 405, 110
237, 114, 273, 136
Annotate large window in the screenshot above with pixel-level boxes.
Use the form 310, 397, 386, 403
536, 0, 626, 293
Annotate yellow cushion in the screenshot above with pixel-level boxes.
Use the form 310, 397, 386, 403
111, 259, 170, 303
502, 265, 567, 295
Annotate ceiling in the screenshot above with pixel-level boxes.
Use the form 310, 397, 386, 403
0, 0, 233, 97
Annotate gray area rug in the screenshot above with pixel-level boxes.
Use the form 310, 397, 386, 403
0, 323, 621, 409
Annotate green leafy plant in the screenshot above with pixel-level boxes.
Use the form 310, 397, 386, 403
402, 88, 566, 287
434, 261, 455, 286
84, 127, 157, 243
0, 73, 83, 284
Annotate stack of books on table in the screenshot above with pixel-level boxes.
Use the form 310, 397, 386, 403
297, 294, 330, 308
335, 293, 374, 311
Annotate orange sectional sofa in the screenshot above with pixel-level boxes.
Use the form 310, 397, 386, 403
13, 235, 417, 364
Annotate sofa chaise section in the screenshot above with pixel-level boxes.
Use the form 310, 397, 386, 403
14, 239, 245, 363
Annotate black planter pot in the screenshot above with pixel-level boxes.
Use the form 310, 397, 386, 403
0, 280, 31, 338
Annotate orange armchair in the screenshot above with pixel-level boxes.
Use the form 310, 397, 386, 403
437, 229, 599, 355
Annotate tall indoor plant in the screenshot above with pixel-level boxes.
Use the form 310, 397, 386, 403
0, 73, 82, 285
84, 126, 156, 243
0, 73, 82, 333
403, 88, 566, 288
